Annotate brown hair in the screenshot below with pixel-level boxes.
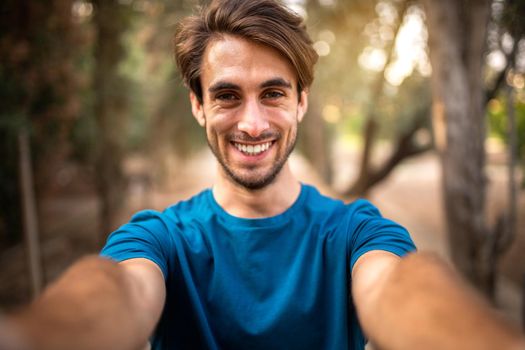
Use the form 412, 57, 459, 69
174, 0, 318, 102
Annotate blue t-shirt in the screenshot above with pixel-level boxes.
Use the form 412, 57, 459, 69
101, 184, 415, 349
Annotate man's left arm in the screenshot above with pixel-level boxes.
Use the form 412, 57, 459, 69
352, 250, 525, 350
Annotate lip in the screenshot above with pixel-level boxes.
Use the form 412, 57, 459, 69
229, 140, 275, 162
230, 138, 275, 145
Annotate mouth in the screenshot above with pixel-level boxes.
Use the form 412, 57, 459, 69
231, 141, 274, 156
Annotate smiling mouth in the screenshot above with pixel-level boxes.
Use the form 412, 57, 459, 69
232, 141, 273, 156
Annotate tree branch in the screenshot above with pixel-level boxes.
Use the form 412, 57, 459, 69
485, 40, 518, 103
348, 0, 410, 196
345, 111, 432, 197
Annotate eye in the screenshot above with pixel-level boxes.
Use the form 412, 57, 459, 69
262, 90, 285, 99
216, 92, 239, 101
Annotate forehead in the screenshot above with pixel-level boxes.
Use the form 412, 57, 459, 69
200, 35, 297, 90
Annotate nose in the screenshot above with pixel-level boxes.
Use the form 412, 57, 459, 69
237, 99, 270, 138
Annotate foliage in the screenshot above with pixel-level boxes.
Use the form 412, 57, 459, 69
374, 73, 432, 139
305, 0, 431, 139
305, 0, 378, 129
0, 0, 85, 245
0, 0, 521, 248
487, 94, 525, 158
93, 0, 204, 159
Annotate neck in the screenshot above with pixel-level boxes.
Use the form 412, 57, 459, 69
212, 162, 301, 218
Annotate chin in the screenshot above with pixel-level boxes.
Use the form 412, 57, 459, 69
226, 167, 282, 190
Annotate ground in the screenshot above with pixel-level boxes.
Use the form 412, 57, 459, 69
1, 148, 523, 329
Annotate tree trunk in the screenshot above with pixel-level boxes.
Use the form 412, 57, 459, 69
506, 83, 517, 246
423, 0, 493, 295
299, 96, 333, 184
18, 130, 43, 298
93, 0, 130, 246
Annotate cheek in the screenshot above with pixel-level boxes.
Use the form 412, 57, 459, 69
205, 119, 230, 146
270, 110, 298, 131
206, 111, 238, 132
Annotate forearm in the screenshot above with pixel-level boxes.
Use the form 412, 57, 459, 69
355, 252, 525, 350
4, 256, 155, 350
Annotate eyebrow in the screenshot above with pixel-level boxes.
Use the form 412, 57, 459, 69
208, 82, 241, 94
260, 78, 292, 89
208, 78, 293, 95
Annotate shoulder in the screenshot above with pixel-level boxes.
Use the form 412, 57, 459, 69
120, 189, 212, 233
301, 184, 380, 219
341, 198, 416, 269
344, 198, 383, 219
300, 184, 346, 214
101, 189, 214, 276
162, 188, 212, 222
104, 189, 212, 246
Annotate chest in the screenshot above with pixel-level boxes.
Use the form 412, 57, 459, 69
166, 221, 350, 346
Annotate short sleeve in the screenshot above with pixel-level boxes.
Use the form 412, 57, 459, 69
100, 209, 173, 280
346, 199, 416, 271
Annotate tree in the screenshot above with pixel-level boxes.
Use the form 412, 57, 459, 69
423, 0, 497, 295
344, 0, 433, 196
140, 0, 204, 187
298, 94, 333, 184
301, 0, 377, 187
488, 0, 525, 190
0, 0, 83, 298
92, 0, 132, 244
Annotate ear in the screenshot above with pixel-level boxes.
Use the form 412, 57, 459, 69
297, 90, 308, 123
190, 91, 206, 127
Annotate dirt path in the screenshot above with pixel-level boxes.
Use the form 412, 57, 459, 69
1, 148, 523, 328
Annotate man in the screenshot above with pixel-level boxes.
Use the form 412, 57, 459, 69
2, 0, 524, 349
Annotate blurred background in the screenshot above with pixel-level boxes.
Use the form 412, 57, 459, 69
1, 0, 524, 330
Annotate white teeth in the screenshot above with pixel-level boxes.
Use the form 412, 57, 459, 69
233, 142, 272, 155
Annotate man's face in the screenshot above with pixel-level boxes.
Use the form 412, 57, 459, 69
190, 35, 308, 190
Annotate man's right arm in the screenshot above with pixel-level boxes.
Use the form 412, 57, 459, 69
1, 256, 165, 350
